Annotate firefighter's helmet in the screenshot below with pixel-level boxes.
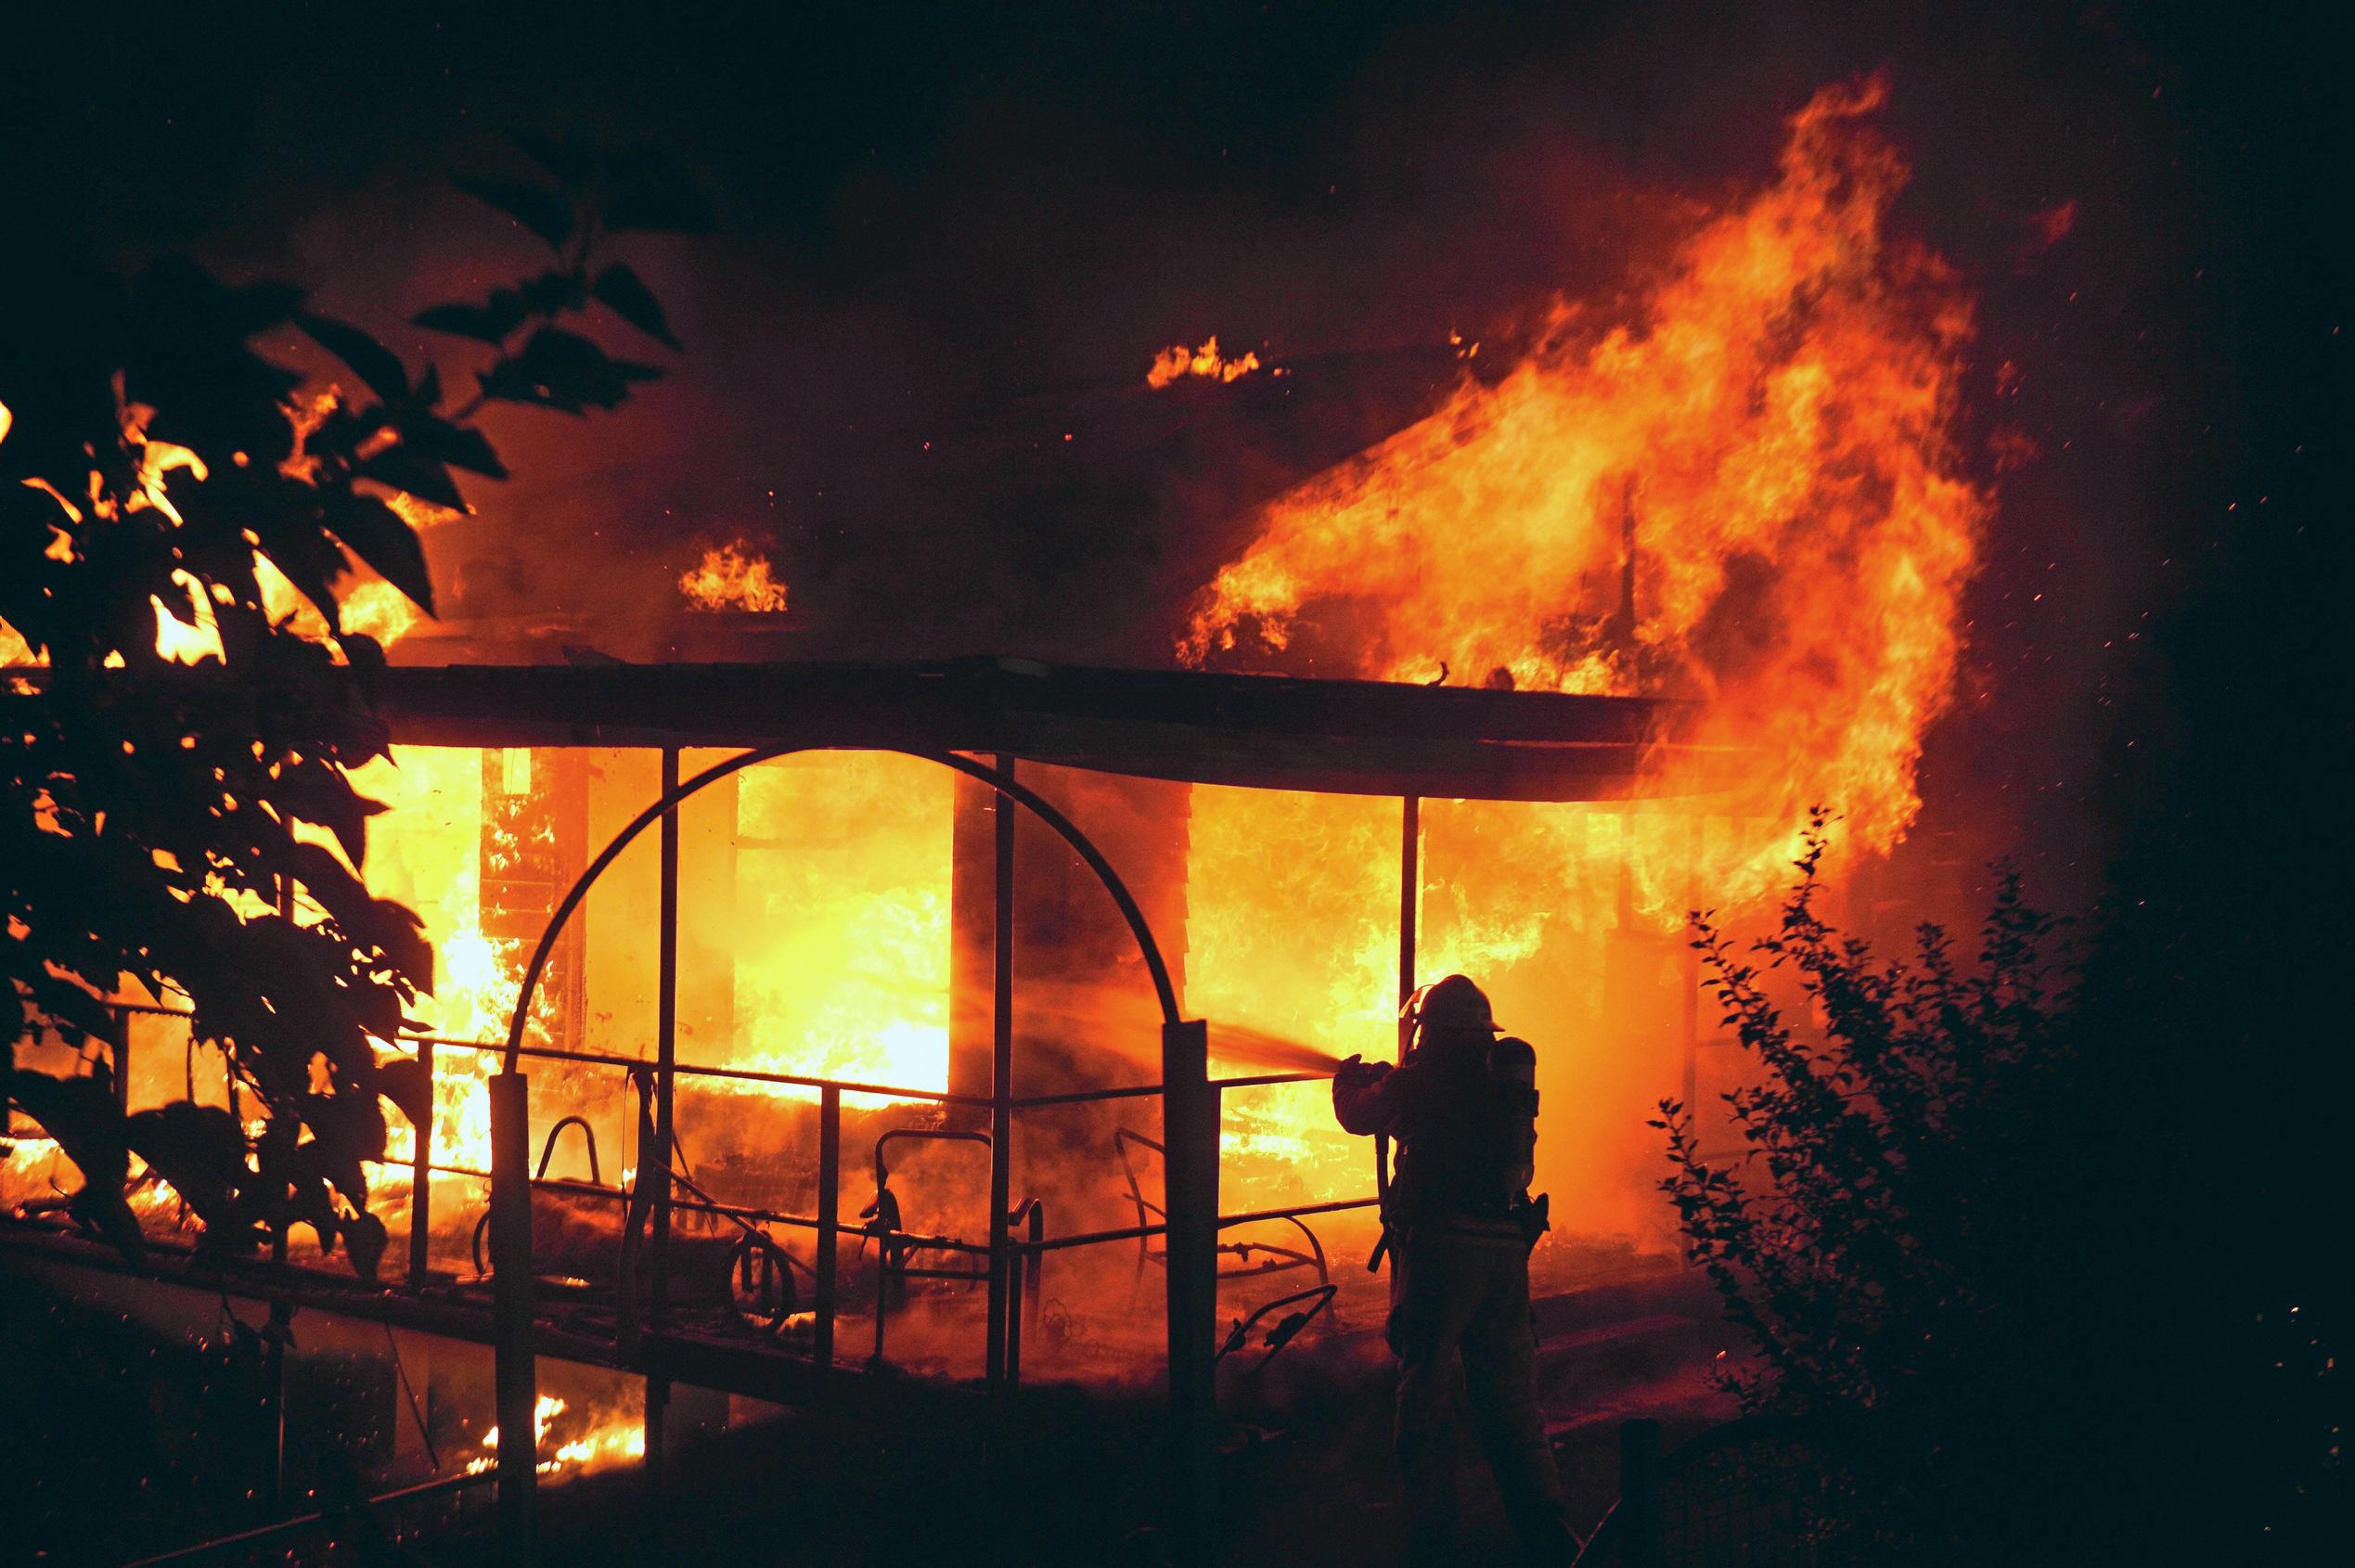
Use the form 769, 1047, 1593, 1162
1402, 973, 1499, 1042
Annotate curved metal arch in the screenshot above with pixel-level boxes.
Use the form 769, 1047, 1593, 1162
500, 745, 1180, 1074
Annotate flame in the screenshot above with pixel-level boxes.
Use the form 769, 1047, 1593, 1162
466, 1394, 645, 1481
1182, 77, 1984, 906
0, 389, 32, 667
151, 571, 225, 663
1178, 80, 1989, 1234
678, 545, 789, 613
351, 747, 951, 1209
334, 576, 427, 647
1146, 336, 1262, 389
727, 752, 951, 1101
19, 82, 1999, 1280
1, 1134, 70, 1208
346, 747, 521, 1176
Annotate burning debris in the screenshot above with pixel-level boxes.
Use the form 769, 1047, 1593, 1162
678, 544, 790, 613
1145, 335, 1264, 389
465, 1394, 645, 1482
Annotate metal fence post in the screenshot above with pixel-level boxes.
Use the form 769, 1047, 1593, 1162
1162, 1018, 1218, 1568
1003, 1202, 1045, 1387
646, 747, 681, 1484
814, 1084, 841, 1367
109, 1004, 131, 1112
984, 755, 1016, 1388
488, 1070, 536, 1567
407, 1037, 433, 1289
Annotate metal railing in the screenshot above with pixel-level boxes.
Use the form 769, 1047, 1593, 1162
46, 994, 1374, 1394
119, 1469, 497, 1567
15, 754, 1431, 1568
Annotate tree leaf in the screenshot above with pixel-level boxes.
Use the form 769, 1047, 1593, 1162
339, 630, 388, 706
478, 327, 661, 414
413, 289, 530, 345
71, 1187, 148, 1266
296, 314, 411, 405
452, 174, 574, 251
355, 446, 467, 514
126, 1101, 249, 1228
7, 1069, 143, 1265
372, 901, 433, 995
6, 1068, 130, 1192
325, 489, 437, 613
285, 838, 384, 938
591, 264, 679, 349
276, 761, 387, 868
373, 1056, 430, 1128
510, 127, 599, 190
343, 1210, 389, 1280
392, 411, 508, 478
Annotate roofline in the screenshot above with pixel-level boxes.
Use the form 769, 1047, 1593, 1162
378, 657, 1739, 803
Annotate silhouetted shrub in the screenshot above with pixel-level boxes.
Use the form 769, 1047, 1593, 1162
1657, 812, 2088, 1560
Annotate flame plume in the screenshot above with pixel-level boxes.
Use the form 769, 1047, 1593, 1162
1182, 76, 1987, 907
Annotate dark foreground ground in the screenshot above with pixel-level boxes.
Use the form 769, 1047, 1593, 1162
1, 1254, 1733, 1566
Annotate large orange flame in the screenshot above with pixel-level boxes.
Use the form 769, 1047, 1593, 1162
1182, 76, 1986, 906
1178, 80, 1991, 1238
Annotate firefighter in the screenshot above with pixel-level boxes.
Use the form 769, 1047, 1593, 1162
1332, 973, 1577, 1565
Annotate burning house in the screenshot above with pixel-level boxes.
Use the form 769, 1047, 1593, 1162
3, 646, 1756, 1539
0, 46, 2100, 1565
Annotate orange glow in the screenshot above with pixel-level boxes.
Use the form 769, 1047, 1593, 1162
719, 752, 952, 1099
13, 81, 1997, 1286
352, 747, 953, 1197
151, 571, 225, 664
678, 544, 789, 613
1146, 335, 1262, 389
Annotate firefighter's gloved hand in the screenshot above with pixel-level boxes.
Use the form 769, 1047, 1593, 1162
1332, 1054, 1386, 1087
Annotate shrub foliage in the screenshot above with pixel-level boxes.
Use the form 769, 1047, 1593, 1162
1657, 814, 2081, 1554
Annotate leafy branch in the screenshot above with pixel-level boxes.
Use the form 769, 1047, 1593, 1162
2, 131, 700, 1276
